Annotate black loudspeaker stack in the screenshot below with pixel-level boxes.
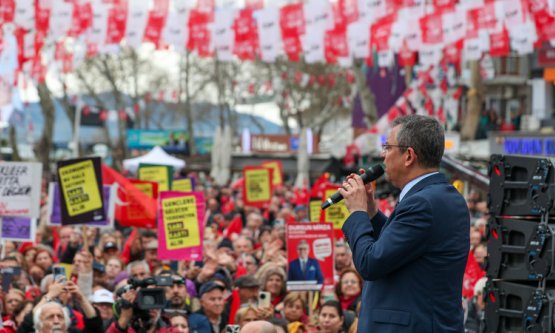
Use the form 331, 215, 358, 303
485, 155, 555, 333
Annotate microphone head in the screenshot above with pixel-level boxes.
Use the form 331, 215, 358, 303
362, 164, 385, 183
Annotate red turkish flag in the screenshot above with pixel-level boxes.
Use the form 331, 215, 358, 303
280, 3, 305, 38
534, 10, 555, 42
324, 28, 349, 63
468, 2, 498, 32
102, 165, 157, 229
282, 35, 302, 62
420, 12, 444, 45
371, 14, 396, 52
443, 39, 463, 65
106, 2, 128, 44
433, 0, 456, 11
489, 28, 509, 57
144, 0, 169, 47
67, 1, 93, 37
233, 9, 259, 61
0, 0, 15, 24
339, 0, 359, 25
187, 10, 211, 55
35, 1, 50, 34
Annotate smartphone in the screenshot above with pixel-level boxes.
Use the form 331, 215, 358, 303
53, 266, 67, 283
258, 291, 271, 308
225, 325, 240, 333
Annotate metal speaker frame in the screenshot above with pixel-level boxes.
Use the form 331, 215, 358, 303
489, 155, 555, 217
485, 280, 555, 333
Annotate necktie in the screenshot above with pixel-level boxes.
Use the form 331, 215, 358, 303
301, 260, 306, 274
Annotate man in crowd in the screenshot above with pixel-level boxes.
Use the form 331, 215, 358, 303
196, 281, 228, 333
334, 241, 352, 273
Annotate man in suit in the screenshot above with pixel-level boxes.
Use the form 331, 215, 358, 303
287, 240, 324, 284
339, 115, 469, 332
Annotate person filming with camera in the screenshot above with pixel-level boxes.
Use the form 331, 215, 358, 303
107, 275, 187, 333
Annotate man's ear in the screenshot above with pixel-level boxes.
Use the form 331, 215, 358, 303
404, 147, 417, 167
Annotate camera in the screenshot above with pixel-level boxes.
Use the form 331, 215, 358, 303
116, 276, 172, 333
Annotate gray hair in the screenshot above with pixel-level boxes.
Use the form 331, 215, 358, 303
34, 302, 71, 332
40, 274, 54, 294
126, 260, 150, 275
391, 115, 444, 169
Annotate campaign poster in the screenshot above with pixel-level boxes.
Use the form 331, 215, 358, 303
138, 164, 173, 191
286, 223, 334, 292
261, 160, 284, 187
309, 199, 322, 223
243, 166, 273, 207
57, 157, 105, 225
1, 216, 36, 242
47, 183, 115, 228
0, 162, 42, 218
322, 184, 349, 238
172, 177, 195, 192
158, 191, 205, 261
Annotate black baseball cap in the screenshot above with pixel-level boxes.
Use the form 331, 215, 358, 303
199, 281, 225, 297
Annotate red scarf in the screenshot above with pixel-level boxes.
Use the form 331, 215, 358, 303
340, 294, 359, 310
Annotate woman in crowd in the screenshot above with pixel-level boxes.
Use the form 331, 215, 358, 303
318, 300, 345, 333
335, 268, 362, 312
34, 249, 54, 272
282, 292, 307, 325
235, 305, 259, 328
259, 266, 286, 308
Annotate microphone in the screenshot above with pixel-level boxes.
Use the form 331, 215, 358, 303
321, 164, 385, 210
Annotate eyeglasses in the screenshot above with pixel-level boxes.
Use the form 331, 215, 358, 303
342, 279, 359, 285
381, 144, 410, 153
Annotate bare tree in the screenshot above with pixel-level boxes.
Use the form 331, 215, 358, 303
35, 82, 55, 174
461, 60, 483, 140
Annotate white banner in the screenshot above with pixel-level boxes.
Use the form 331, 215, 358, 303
125, 0, 150, 49
0, 162, 43, 218
256, 7, 283, 63
14, 0, 36, 31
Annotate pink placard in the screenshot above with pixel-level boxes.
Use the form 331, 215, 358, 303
157, 191, 205, 260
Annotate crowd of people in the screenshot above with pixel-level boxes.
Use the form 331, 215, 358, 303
0, 166, 490, 333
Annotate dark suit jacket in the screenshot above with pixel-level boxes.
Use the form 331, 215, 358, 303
287, 257, 324, 284
342, 173, 470, 333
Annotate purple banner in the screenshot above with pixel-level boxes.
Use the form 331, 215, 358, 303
352, 61, 406, 128
1, 216, 34, 241
50, 184, 112, 227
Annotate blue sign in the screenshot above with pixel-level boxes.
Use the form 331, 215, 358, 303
504, 137, 555, 156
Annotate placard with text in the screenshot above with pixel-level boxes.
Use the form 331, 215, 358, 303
158, 191, 205, 261
56, 157, 105, 225
138, 164, 173, 191
243, 166, 273, 207
0, 162, 42, 218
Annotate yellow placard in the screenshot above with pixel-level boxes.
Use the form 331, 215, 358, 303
134, 183, 154, 198
162, 196, 201, 249
309, 200, 322, 222
262, 161, 283, 186
323, 189, 349, 230
172, 178, 193, 192
139, 166, 170, 191
245, 169, 271, 202
58, 160, 102, 216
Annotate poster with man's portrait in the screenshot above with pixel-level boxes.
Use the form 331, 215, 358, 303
286, 223, 334, 291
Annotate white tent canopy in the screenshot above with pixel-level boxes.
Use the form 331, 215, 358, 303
123, 146, 185, 173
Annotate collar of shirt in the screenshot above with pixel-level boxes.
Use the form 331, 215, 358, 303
399, 172, 438, 203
